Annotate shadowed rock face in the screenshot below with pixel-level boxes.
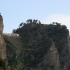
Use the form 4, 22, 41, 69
12, 22, 69, 70
30, 40, 60, 70
0, 14, 7, 70
0, 14, 4, 33
0, 14, 6, 60
0, 34, 6, 60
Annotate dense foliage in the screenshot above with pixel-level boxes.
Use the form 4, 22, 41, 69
4, 35, 23, 70
4, 19, 69, 70
13, 19, 69, 69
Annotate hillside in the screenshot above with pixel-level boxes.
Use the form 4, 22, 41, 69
3, 19, 70, 70
3, 35, 23, 70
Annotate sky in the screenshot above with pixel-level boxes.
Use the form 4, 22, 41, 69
0, 0, 70, 33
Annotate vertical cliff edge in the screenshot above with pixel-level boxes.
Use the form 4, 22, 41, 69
0, 14, 8, 70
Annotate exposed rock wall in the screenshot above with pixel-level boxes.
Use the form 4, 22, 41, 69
0, 14, 6, 60
0, 14, 4, 33
0, 14, 7, 70
2, 19, 69, 70
0, 34, 6, 60
29, 40, 60, 70
29, 36, 69, 70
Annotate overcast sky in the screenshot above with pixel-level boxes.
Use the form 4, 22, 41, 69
0, 0, 70, 33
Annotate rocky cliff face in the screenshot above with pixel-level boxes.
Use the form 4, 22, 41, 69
0, 34, 6, 60
0, 14, 6, 60
4, 33, 69, 70
12, 21, 69, 70
29, 36, 69, 70
0, 14, 4, 33
2, 19, 69, 70
0, 14, 7, 70
30, 40, 60, 70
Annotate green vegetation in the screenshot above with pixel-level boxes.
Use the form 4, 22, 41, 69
0, 58, 7, 70
4, 35, 23, 70
3, 19, 69, 70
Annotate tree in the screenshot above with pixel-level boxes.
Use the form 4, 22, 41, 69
26, 19, 32, 24
19, 22, 24, 28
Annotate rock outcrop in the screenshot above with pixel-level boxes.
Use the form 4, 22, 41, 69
3, 19, 70, 70
0, 14, 7, 70
30, 40, 60, 70
14, 21, 69, 70
0, 14, 6, 59
0, 14, 4, 33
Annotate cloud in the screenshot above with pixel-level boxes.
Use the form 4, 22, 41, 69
42, 14, 70, 31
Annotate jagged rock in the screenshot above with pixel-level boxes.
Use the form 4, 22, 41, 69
0, 14, 8, 70
0, 13, 4, 33
30, 40, 60, 70
3, 19, 70, 70
0, 13, 6, 59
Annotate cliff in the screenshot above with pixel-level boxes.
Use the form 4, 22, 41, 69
0, 18, 69, 70
29, 40, 60, 70
0, 14, 8, 70
0, 14, 4, 33
4, 20, 69, 70
0, 14, 6, 59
